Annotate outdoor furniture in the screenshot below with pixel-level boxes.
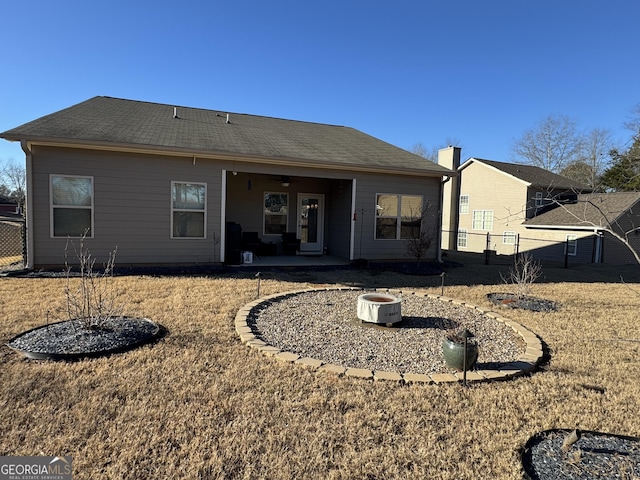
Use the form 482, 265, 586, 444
241, 231, 261, 253
282, 232, 301, 255
260, 241, 278, 256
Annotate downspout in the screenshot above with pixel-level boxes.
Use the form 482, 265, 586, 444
594, 228, 602, 263
20, 140, 34, 269
437, 175, 451, 263
349, 178, 357, 261
220, 170, 227, 263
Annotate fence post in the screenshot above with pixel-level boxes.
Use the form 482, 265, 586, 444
564, 239, 569, 268
484, 232, 491, 265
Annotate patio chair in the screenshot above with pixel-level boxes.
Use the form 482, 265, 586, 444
281, 232, 301, 255
241, 231, 261, 254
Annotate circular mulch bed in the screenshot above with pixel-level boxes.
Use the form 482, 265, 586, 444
522, 429, 640, 479
487, 293, 558, 312
6, 316, 162, 360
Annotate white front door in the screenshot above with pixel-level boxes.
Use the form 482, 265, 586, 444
297, 193, 324, 254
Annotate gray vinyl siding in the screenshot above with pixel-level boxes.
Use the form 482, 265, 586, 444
352, 172, 441, 261
29, 145, 444, 267
31, 146, 222, 267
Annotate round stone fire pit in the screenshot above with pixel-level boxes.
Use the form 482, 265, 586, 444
357, 293, 402, 327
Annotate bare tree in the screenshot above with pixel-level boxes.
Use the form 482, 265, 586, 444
623, 102, 640, 133
64, 234, 124, 330
410, 138, 463, 163
512, 114, 583, 173
0, 159, 26, 209
410, 142, 431, 160
560, 128, 613, 188
404, 202, 437, 265
500, 253, 542, 299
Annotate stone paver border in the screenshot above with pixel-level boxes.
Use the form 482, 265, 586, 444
235, 288, 545, 384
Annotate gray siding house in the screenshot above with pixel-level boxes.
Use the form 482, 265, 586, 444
0, 96, 452, 269
524, 192, 640, 264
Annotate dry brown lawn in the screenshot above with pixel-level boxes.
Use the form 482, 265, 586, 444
1, 263, 639, 479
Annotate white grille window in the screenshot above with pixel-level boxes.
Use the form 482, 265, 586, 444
459, 195, 469, 214
457, 229, 468, 248
503, 231, 517, 245
472, 210, 494, 230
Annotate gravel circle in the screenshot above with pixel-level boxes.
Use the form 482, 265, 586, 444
7, 317, 160, 359
522, 429, 640, 479
249, 290, 526, 374
487, 293, 558, 312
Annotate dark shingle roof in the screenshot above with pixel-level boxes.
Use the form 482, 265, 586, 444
0, 96, 451, 176
525, 192, 640, 228
467, 158, 591, 191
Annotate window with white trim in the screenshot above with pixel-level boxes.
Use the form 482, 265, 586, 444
50, 175, 94, 237
503, 231, 517, 245
375, 194, 423, 240
264, 192, 288, 234
565, 234, 577, 256
457, 229, 468, 248
172, 182, 206, 238
535, 192, 544, 207
459, 195, 469, 214
472, 210, 494, 230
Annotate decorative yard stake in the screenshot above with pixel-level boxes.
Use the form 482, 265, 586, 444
255, 272, 261, 299
561, 429, 581, 451
461, 329, 474, 387
440, 272, 446, 296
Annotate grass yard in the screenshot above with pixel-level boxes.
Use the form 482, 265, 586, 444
0, 263, 639, 479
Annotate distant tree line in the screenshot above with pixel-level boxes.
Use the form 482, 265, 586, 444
510, 110, 640, 192
411, 103, 640, 192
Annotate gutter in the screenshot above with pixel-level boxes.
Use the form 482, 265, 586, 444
20, 140, 34, 269
524, 224, 605, 232
436, 175, 452, 263
8, 137, 453, 179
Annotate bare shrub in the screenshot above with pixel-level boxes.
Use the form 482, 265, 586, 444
404, 202, 437, 265
64, 235, 123, 330
500, 253, 542, 298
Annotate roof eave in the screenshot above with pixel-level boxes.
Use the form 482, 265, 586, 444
16, 137, 454, 178
525, 223, 604, 231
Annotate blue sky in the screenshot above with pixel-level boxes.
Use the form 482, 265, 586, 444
1, 1, 638, 164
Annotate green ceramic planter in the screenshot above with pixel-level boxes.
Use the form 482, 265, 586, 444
442, 337, 478, 371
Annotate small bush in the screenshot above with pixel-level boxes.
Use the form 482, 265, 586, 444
64, 235, 123, 330
500, 253, 542, 298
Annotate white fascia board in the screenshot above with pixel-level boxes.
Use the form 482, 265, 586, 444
525, 224, 604, 232
461, 158, 531, 187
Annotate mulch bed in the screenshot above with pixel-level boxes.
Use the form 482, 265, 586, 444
6, 316, 162, 360
522, 429, 640, 479
487, 293, 558, 312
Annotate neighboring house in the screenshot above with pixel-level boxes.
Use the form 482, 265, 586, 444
440, 152, 596, 261
0, 96, 452, 269
524, 192, 640, 264
0, 197, 20, 214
